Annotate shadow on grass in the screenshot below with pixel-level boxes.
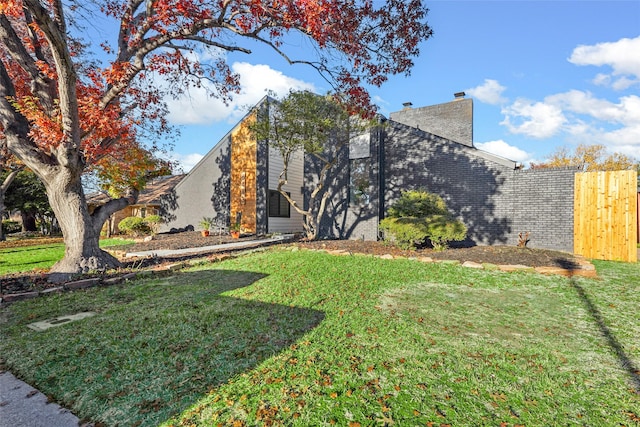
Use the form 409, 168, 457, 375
11, 269, 325, 426
568, 276, 640, 394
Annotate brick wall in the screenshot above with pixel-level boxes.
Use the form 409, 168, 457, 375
306, 127, 381, 241
312, 120, 577, 252
379, 122, 577, 252
389, 98, 473, 146
505, 168, 577, 252
382, 122, 515, 246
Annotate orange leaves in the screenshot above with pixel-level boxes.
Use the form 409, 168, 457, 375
9, 95, 62, 152
255, 402, 279, 424
625, 411, 640, 422
0, 0, 22, 17
4, 0, 433, 176
102, 61, 134, 85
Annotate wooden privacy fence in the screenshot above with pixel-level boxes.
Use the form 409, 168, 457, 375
574, 170, 638, 262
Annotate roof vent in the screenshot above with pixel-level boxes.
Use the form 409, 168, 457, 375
402, 102, 413, 110
454, 91, 466, 100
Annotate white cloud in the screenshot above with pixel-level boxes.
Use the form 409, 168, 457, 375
169, 152, 204, 173
500, 99, 566, 138
166, 62, 317, 125
545, 91, 640, 125
499, 90, 640, 155
534, 91, 640, 153
475, 139, 533, 164
569, 36, 640, 89
563, 120, 640, 154
466, 79, 507, 105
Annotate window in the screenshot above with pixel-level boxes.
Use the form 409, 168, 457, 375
268, 190, 291, 218
350, 159, 370, 206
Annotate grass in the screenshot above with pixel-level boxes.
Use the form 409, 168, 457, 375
0, 248, 639, 426
0, 238, 134, 275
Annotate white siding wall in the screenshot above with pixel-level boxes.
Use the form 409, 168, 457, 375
160, 139, 230, 233
268, 147, 304, 233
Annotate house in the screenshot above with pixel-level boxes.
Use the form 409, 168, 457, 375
157, 93, 579, 253
159, 98, 305, 235
87, 174, 184, 235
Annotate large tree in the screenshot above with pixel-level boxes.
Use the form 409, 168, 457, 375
251, 90, 363, 240
0, 147, 23, 241
0, 0, 432, 280
1, 168, 52, 233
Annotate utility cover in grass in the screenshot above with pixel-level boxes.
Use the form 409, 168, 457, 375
27, 312, 96, 332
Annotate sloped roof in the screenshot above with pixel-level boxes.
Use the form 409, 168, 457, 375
87, 174, 185, 206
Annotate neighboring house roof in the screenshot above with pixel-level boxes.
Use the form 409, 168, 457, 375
86, 174, 185, 206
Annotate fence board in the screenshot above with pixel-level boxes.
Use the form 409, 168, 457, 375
574, 170, 638, 262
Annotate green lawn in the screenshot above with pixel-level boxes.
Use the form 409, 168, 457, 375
0, 238, 134, 275
0, 248, 638, 426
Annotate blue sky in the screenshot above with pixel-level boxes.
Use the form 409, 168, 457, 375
138, 1, 640, 172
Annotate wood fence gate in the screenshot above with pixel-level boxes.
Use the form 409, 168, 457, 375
574, 170, 638, 262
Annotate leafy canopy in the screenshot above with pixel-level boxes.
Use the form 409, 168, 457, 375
0, 0, 433, 273
249, 90, 360, 240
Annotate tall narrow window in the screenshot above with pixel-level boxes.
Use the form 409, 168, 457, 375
240, 171, 246, 205
350, 159, 370, 206
268, 190, 291, 218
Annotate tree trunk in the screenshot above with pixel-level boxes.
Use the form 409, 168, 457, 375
43, 170, 121, 283
20, 211, 37, 232
0, 169, 21, 242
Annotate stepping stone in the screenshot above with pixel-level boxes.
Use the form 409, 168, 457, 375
462, 261, 484, 269
27, 312, 96, 332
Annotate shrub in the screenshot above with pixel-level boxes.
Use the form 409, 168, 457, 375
1, 220, 21, 235
387, 189, 449, 217
117, 216, 150, 236
380, 190, 467, 250
422, 215, 467, 251
143, 215, 161, 234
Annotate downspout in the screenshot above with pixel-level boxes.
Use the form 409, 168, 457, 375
377, 117, 386, 240
263, 99, 270, 235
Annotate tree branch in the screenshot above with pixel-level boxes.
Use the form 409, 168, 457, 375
90, 190, 139, 235
22, 0, 81, 156
0, 15, 55, 111
0, 58, 58, 175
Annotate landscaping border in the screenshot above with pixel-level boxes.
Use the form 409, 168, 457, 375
0, 245, 597, 306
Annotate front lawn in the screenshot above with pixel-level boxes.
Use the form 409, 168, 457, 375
0, 248, 638, 426
0, 238, 134, 275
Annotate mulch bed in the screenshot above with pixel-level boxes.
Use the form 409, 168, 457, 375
295, 239, 582, 268
1, 232, 584, 296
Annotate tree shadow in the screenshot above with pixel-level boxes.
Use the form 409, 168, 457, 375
16, 269, 324, 426
307, 130, 380, 240
382, 124, 512, 246
307, 122, 517, 244
568, 276, 640, 394
210, 137, 232, 229
158, 187, 178, 225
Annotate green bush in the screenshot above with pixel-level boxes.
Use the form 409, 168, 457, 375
143, 215, 161, 234
1, 220, 21, 234
387, 189, 449, 217
117, 216, 150, 237
380, 190, 467, 250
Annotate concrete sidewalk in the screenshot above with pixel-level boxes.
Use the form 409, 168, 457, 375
0, 370, 81, 427
124, 234, 294, 258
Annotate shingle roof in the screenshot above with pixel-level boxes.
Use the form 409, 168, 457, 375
86, 175, 185, 206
